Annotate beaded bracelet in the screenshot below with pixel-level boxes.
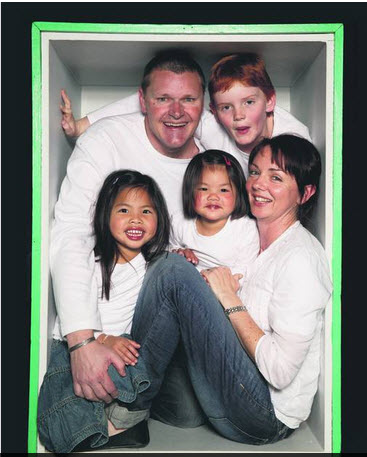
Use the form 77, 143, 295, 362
68, 336, 96, 353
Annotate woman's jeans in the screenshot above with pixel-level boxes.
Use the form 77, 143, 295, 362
129, 253, 293, 445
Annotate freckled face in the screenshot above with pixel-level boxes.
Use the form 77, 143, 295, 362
139, 70, 204, 158
109, 187, 158, 262
212, 83, 275, 153
246, 147, 301, 226
194, 166, 236, 225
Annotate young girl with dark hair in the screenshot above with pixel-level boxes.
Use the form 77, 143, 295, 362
171, 149, 259, 285
91, 169, 170, 360
38, 170, 170, 453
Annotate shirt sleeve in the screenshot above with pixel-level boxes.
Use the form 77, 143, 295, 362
87, 92, 141, 124
254, 247, 331, 390
194, 109, 229, 149
49, 133, 115, 336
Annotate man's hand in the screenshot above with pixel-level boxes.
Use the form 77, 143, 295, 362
70, 339, 126, 403
172, 248, 199, 265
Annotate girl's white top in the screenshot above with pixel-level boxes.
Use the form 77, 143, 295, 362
53, 253, 147, 339
241, 221, 332, 428
170, 212, 259, 290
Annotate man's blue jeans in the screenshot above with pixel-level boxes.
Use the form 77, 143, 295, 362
130, 253, 293, 445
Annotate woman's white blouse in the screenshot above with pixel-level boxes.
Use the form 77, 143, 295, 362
240, 221, 332, 429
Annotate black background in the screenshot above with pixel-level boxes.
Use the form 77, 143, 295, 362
1, 2, 366, 453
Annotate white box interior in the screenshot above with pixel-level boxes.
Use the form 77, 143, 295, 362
39, 31, 335, 453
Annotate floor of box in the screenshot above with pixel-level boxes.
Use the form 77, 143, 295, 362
69, 418, 323, 453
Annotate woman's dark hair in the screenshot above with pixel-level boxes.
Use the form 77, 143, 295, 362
182, 149, 248, 219
249, 135, 322, 224
94, 170, 170, 299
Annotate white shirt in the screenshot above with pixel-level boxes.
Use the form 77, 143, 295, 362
88, 93, 312, 178
53, 254, 147, 340
170, 212, 259, 290
241, 221, 332, 429
51, 112, 205, 337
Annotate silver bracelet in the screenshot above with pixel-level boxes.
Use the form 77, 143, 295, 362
68, 336, 96, 353
224, 305, 247, 317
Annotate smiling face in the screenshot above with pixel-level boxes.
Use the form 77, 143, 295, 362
109, 187, 158, 262
139, 69, 204, 159
211, 83, 275, 153
246, 146, 301, 230
194, 165, 236, 232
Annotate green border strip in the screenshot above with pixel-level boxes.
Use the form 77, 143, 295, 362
33, 21, 342, 35
332, 24, 343, 454
29, 22, 343, 454
28, 22, 42, 454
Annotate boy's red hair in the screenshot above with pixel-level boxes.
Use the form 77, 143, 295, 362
208, 53, 275, 103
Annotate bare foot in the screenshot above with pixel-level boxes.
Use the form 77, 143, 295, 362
108, 419, 127, 437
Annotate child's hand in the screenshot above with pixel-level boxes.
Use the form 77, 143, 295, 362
60, 89, 78, 137
98, 335, 141, 366
172, 248, 199, 265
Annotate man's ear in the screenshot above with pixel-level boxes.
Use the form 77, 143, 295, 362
300, 184, 316, 205
266, 93, 276, 113
138, 87, 146, 114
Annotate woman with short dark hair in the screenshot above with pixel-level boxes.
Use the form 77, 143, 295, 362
125, 134, 332, 445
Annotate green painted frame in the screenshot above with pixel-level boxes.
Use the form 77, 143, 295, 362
29, 22, 343, 453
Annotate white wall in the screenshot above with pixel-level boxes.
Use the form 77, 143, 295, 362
290, 45, 327, 448
291, 46, 327, 245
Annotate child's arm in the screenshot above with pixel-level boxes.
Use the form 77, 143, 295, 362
60, 89, 90, 137
169, 213, 199, 265
60, 90, 141, 138
97, 333, 140, 366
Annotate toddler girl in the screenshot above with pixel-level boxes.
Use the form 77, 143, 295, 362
170, 149, 259, 285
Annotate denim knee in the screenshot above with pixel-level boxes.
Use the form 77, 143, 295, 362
37, 340, 108, 453
37, 339, 151, 453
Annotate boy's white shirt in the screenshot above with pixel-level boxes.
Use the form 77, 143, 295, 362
170, 212, 260, 291
88, 92, 312, 178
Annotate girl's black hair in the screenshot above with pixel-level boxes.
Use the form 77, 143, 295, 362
182, 149, 248, 219
94, 170, 170, 299
249, 135, 322, 225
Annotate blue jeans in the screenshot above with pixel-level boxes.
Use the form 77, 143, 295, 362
130, 253, 293, 445
151, 342, 206, 428
37, 339, 150, 453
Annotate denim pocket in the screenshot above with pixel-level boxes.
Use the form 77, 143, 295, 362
208, 416, 271, 445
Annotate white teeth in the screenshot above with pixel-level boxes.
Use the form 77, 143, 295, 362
254, 196, 271, 202
164, 123, 186, 127
126, 230, 143, 235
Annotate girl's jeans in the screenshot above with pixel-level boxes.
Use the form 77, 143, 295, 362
129, 253, 293, 445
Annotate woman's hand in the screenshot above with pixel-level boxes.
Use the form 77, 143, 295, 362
98, 335, 141, 366
201, 267, 243, 308
172, 248, 199, 265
